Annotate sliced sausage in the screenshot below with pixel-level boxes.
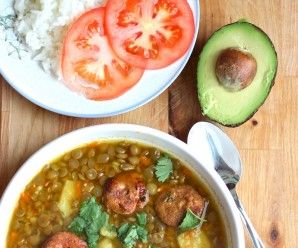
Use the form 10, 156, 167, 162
155, 185, 205, 227
42, 232, 87, 248
103, 172, 149, 215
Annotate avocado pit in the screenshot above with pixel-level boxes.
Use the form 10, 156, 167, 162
215, 48, 257, 91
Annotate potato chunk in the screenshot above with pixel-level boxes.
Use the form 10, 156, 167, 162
58, 180, 77, 217
178, 229, 211, 248
97, 238, 114, 248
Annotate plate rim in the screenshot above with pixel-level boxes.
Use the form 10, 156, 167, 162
0, 0, 200, 118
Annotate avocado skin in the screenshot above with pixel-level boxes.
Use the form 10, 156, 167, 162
197, 21, 278, 127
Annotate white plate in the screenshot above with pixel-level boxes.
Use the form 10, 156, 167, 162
0, 0, 200, 118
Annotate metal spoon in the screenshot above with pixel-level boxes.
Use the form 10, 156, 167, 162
187, 122, 265, 248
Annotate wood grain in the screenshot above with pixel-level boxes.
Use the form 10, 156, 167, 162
1, 0, 297, 247
0, 80, 168, 196
169, 0, 298, 247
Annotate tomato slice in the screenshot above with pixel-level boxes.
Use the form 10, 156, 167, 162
61, 7, 144, 100
105, 0, 195, 69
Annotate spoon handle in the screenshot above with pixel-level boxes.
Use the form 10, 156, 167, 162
233, 193, 265, 248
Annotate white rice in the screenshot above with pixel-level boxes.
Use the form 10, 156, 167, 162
13, 0, 105, 78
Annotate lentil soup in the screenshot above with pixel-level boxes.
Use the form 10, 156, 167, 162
7, 141, 228, 248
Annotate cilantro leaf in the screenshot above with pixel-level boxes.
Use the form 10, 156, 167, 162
85, 229, 100, 248
118, 223, 138, 248
136, 212, 147, 226
179, 208, 207, 232
154, 155, 173, 182
68, 216, 86, 235
97, 211, 109, 229
79, 197, 100, 217
118, 222, 148, 248
68, 197, 109, 248
136, 226, 148, 243
124, 225, 138, 248
118, 223, 130, 240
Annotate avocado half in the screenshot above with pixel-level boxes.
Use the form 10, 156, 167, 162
197, 21, 278, 126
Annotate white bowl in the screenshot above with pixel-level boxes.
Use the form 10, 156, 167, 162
0, 0, 199, 118
0, 124, 244, 247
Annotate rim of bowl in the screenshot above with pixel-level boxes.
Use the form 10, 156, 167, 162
0, 1, 200, 118
0, 124, 244, 247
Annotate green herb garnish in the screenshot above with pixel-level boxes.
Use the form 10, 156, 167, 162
179, 204, 208, 232
117, 221, 148, 248
0, 15, 15, 29
68, 197, 109, 248
136, 212, 147, 226
154, 155, 173, 182
136, 225, 148, 243
0, 14, 27, 59
118, 223, 138, 248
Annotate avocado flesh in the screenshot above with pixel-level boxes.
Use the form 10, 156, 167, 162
197, 22, 277, 126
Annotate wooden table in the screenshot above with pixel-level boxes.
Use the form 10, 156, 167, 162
1, 0, 297, 247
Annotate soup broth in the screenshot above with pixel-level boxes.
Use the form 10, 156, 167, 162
7, 141, 228, 248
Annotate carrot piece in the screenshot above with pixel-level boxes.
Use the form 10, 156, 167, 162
9, 231, 18, 245
20, 192, 30, 203
76, 181, 82, 198
139, 156, 152, 167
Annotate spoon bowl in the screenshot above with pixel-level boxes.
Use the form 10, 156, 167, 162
187, 122, 265, 248
187, 122, 242, 177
